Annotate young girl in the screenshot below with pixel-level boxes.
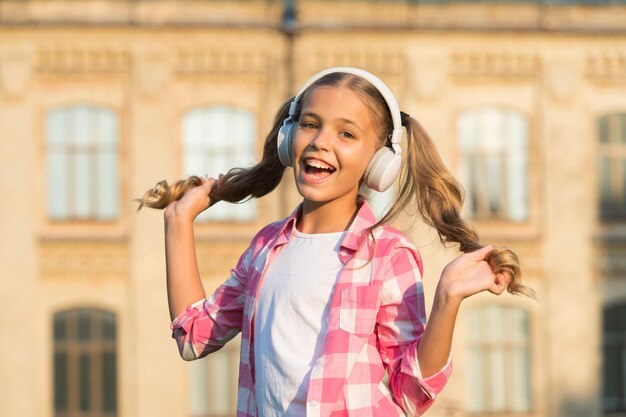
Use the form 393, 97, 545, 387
137, 67, 533, 417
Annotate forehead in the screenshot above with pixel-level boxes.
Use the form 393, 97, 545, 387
301, 86, 371, 120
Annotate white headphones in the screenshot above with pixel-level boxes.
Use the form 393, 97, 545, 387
276, 67, 403, 192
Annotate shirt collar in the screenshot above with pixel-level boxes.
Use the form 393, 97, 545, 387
276, 199, 379, 254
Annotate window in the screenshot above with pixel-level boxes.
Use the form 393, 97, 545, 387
603, 302, 626, 413
188, 335, 240, 417
457, 107, 528, 221
183, 106, 257, 222
598, 114, 626, 221
46, 105, 119, 221
465, 305, 532, 413
53, 309, 117, 417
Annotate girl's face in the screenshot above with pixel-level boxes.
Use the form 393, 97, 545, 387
292, 85, 381, 208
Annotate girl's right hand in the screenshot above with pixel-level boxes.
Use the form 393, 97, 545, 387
164, 176, 220, 222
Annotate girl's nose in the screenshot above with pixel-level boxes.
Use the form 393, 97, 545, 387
309, 127, 332, 151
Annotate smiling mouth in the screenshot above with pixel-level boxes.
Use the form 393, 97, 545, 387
302, 158, 336, 180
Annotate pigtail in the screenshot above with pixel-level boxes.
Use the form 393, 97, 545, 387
395, 114, 535, 299
136, 68, 534, 298
135, 99, 292, 211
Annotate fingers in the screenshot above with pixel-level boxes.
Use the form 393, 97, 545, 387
488, 272, 511, 296
200, 175, 216, 190
469, 244, 494, 261
199, 180, 212, 196
200, 174, 224, 208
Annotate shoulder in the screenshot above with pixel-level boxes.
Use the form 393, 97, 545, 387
372, 223, 420, 254
233, 217, 288, 273
253, 218, 287, 240
371, 224, 423, 276
246, 216, 290, 251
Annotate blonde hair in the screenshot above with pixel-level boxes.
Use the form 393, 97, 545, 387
136, 72, 535, 298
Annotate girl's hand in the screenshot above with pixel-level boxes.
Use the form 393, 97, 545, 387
438, 245, 511, 304
164, 175, 221, 222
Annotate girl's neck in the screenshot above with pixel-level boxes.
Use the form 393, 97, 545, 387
297, 198, 360, 234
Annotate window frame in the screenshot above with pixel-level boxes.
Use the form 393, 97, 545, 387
597, 113, 626, 223
457, 105, 530, 223
181, 105, 259, 224
45, 104, 120, 222
53, 308, 118, 417
463, 303, 534, 415
603, 301, 626, 414
453, 103, 539, 241
188, 334, 241, 417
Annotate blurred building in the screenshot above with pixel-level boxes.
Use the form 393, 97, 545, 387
1, 1, 625, 417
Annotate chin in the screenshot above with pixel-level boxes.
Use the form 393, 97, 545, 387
296, 188, 330, 203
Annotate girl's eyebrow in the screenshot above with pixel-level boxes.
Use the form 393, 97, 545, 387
300, 111, 363, 133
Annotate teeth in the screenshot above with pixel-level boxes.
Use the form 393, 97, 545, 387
306, 159, 334, 170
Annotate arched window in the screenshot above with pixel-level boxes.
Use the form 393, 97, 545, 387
46, 105, 119, 220
183, 106, 257, 222
598, 113, 626, 221
457, 107, 528, 221
465, 304, 532, 413
603, 302, 626, 412
53, 308, 117, 417
188, 335, 240, 417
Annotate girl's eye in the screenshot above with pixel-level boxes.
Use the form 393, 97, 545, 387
300, 121, 318, 130
340, 131, 356, 139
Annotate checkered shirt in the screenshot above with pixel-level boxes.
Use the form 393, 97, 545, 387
171, 200, 452, 417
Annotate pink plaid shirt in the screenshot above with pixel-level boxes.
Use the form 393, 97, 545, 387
171, 201, 452, 417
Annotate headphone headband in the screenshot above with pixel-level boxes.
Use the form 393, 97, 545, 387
276, 66, 404, 192
288, 67, 403, 154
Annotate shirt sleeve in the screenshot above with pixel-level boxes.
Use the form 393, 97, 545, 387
376, 244, 453, 416
170, 242, 253, 361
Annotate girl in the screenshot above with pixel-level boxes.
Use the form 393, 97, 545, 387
137, 67, 533, 417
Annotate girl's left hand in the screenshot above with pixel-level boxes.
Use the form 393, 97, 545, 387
438, 245, 510, 304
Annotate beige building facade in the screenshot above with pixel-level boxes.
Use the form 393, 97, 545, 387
1, 1, 625, 417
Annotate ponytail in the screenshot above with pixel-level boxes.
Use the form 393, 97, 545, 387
375, 113, 535, 299
136, 72, 534, 298
135, 99, 292, 210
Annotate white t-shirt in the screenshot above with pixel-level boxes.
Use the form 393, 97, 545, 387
253, 228, 345, 417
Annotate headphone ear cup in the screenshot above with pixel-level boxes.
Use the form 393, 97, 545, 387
277, 119, 297, 167
364, 147, 402, 192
